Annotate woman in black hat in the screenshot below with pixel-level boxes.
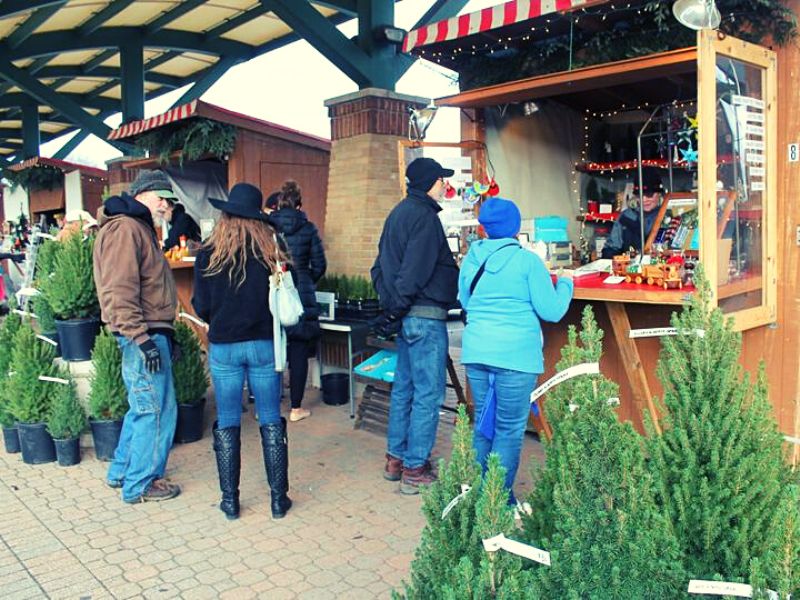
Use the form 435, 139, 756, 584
192, 182, 293, 521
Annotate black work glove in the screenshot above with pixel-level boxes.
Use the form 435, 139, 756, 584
139, 339, 162, 373
371, 310, 404, 339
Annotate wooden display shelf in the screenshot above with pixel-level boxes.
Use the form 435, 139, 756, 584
578, 212, 619, 223
718, 274, 762, 299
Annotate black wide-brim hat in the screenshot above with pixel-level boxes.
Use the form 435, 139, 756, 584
209, 183, 270, 221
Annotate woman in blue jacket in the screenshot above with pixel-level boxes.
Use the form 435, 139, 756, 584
458, 197, 573, 504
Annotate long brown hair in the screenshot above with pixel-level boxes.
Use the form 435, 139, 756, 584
203, 213, 291, 289
278, 180, 302, 210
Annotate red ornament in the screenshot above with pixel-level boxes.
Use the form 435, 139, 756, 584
444, 182, 456, 199
487, 179, 500, 196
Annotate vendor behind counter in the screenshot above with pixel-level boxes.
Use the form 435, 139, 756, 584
163, 200, 201, 250
601, 168, 664, 259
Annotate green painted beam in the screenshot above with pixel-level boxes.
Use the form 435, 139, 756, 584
265, 0, 375, 88
146, 0, 206, 35
0, 92, 119, 112
0, 1, 65, 20
79, 0, 137, 36
52, 127, 92, 160
119, 42, 144, 122
170, 55, 242, 108
20, 103, 40, 159
204, 5, 271, 39
34, 65, 181, 89
313, 1, 358, 16
7, 3, 65, 49
3, 28, 251, 62
81, 49, 118, 74
0, 56, 50, 98
0, 58, 114, 143
412, 0, 470, 29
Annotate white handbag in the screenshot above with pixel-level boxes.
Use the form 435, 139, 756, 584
269, 235, 304, 371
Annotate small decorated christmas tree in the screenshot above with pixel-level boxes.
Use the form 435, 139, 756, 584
46, 373, 86, 441
646, 266, 794, 585
172, 321, 208, 406
6, 322, 57, 424
88, 328, 128, 420
524, 306, 684, 598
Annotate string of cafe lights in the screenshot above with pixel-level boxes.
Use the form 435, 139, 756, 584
417, 3, 746, 62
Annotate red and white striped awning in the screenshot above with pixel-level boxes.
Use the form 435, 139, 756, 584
403, 0, 600, 53
107, 100, 199, 141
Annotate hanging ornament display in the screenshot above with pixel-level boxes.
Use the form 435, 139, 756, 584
444, 182, 457, 199
487, 179, 500, 197
472, 181, 490, 195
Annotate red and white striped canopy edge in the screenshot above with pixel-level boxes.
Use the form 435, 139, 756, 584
402, 0, 590, 53
107, 100, 199, 141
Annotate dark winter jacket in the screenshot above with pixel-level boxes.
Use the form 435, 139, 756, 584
370, 188, 458, 315
94, 193, 177, 344
163, 204, 201, 250
191, 246, 275, 344
268, 207, 327, 340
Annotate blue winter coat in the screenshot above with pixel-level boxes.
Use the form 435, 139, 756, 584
458, 238, 573, 374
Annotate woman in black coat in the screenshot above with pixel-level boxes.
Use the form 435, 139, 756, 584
269, 180, 327, 422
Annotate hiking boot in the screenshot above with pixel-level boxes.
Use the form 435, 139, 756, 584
124, 479, 181, 503
400, 462, 437, 495
383, 454, 402, 481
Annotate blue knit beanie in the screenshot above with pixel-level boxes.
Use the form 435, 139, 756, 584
478, 197, 521, 239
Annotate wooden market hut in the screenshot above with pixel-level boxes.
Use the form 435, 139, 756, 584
105, 100, 332, 342
1, 156, 107, 226
404, 1, 800, 439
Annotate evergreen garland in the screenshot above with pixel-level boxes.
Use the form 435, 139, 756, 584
40, 232, 98, 320
172, 320, 209, 406
645, 265, 793, 586
0, 308, 23, 427
2, 165, 64, 192
134, 118, 236, 165
523, 306, 684, 598
454, 0, 796, 90
88, 328, 128, 421
6, 321, 57, 424
46, 373, 86, 440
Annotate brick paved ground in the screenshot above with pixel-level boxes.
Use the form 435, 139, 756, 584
0, 388, 544, 600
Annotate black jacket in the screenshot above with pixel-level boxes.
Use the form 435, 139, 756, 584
269, 207, 327, 340
164, 204, 201, 250
191, 247, 274, 344
370, 188, 458, 314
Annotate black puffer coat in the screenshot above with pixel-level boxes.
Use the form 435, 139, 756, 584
269, 207, 327, 341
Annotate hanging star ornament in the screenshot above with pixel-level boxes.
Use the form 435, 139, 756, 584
680, 144, 698, 165
686, 113, 699, 130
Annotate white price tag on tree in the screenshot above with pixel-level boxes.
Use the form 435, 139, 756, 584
482, 533, 550, 566
530, 363, 600, 403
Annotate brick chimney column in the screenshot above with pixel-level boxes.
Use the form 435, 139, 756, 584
323, 88, 427, 277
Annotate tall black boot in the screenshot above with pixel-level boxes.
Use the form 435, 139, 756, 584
212, 422, 240, 520
260, 418, 292, 519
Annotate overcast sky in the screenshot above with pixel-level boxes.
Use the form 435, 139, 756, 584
45, 0, 500, 167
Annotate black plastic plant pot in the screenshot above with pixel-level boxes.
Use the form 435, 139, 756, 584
55, 317, 101, 362
2, 425, 20, 454
54, 437, 80, 467
174, 398, 205, 444
321, 373, 349, 406
17, 422, 56, 465
90, 419, 123, 462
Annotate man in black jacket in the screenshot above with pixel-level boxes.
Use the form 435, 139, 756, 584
371, 157, 458, 495
162, 200, 201, 250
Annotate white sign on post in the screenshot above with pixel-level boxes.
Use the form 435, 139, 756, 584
789, 143, 799, 163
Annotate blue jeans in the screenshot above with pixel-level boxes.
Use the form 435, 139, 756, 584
387, 316, 448, 469
466, 364, 538, 502
108, 334, 177, 503
209, 340, 281, 428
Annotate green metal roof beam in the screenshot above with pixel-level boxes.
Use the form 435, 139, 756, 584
170, 55, 241, 108
119, 42, 144, 122
2, 28, 252, 62
81, 49, 118, 74
32, 66, 181, 88
0, 1, 65, 20
264, 0, 376, 88
6, 2, 66, 50
0, 58, 118, 148
146, 0, 206, 35
52, 128, 92, 160
0, 93, 121, 113
79, 0, 137, 36
313, 1, 357, 15
0, 56, 50, 98
21, 102, 40, 158
203, 5, 271, 40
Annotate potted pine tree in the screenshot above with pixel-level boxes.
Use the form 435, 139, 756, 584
0, 308, 23, 453
33, 295, 59, 357
33, 238, 61, 355
46, 374, 86, 466
173, 321, 209, 443
39, 231, 100, 361
6, 321, 58, 464
87, 328, 128, 461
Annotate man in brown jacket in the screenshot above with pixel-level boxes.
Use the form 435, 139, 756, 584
93, 170, 180, 503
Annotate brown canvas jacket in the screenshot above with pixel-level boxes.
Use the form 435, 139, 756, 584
93, 206, 177, 343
